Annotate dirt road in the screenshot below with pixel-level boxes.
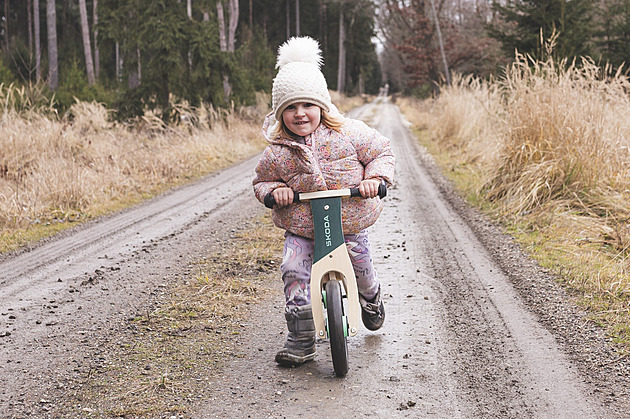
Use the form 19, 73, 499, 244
1, 99, 629, 418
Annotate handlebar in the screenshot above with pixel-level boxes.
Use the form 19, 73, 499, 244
264, 182, 387, 209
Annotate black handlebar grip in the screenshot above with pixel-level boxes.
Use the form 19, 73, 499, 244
264, 193, 301, 208
263, 193, 276, 209
378, 182, 388, 198
350, 182, 388, 199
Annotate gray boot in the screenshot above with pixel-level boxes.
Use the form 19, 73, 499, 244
275, 304, 316, 366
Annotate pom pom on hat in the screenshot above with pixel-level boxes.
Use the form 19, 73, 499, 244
276, 36, 324, 69
272, 36, 332, 121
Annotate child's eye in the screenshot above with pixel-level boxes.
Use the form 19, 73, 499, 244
304, 103, 314, 107
286, 104, 296, 110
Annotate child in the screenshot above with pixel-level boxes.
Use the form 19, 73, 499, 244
253, 36, 395, 367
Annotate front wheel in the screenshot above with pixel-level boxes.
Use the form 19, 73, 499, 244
326, 280, 349, 377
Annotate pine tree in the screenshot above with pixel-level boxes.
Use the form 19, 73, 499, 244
599, 0, 630, 67
488, 0, 594, 60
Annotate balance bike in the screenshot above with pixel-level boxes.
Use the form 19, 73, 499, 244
265, 183, 387, 377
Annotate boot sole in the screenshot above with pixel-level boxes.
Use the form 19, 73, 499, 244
275, 352, 316, 366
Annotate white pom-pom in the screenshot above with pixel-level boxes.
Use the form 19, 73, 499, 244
276, 36, 323, 70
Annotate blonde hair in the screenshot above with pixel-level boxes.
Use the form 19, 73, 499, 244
273, 109, 344, 140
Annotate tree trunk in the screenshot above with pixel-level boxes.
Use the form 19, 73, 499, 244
28, 0, 33, 56
79, 0, 95, 85
319, 0, 327, 53
227, 0, 238, 52
128, 48, 140, 88
295, 0, 300, 36
34, 0, 41, 81
128, 48, 141, 88
358, 72, 364, 95
222, 75, 232, 101
115, 41, 121, 83
217, 0, 238, 101
249, 0, 252, 28
137, 48, 141, 83
217, 1, 227, 51
46, 0, 58, 90
428, 0, 450, 85
3, 0, 9, 54
286, 0, 290, 39
93, 0, 99, 79
216, 0, 239, 52
187, 0, 192, 69
336, 3, 345, 93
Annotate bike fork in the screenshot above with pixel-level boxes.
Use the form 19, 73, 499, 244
309, 197, 361, 339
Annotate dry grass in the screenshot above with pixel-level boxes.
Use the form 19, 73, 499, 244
0, 88, 368, 253
0, 87, 270, 252
401, 53, 630, 345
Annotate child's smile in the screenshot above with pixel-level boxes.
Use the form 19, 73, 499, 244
283, 102, 322, 137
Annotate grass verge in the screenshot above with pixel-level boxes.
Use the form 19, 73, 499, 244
397, 54, 630, 348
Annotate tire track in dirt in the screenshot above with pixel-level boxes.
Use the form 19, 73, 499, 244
0, 154, 259, 302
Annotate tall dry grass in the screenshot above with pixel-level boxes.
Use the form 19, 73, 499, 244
0, 86, 269, 250
405, 53, 630, 342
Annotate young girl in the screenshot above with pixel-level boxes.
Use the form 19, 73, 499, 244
253, 36, 395, 367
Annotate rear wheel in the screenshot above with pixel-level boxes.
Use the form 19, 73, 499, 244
325, 280, 349, 377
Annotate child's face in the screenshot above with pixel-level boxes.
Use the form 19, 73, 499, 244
282, 102, 321, 137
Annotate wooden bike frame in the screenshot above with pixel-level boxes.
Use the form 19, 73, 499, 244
301, 190, 361, 339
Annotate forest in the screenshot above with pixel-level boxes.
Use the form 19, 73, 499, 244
1, 0, 630, 119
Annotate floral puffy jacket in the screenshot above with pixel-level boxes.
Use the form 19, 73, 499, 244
253, 111, 395, 239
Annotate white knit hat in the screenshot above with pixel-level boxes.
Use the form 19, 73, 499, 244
272, 36, 332, 121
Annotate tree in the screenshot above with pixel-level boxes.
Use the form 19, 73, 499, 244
216, 0, 238, 52
0, 0, 384, 115
488, 0, 595, 60
295, 0, 300, 36
93, 0, 100, 79
286, 0, 290, 38
34, 0, 41, 81
79, 0, 96, 84
380, 0, 440, 92
428, 0, 450, 85
436, 0, 506, 79
337, 1, 346, 92
3, 0, 9, 54
377, 0, 506, 93
217, 0, 239, 101
596, 0, 630, 68
46, 0, 58, 90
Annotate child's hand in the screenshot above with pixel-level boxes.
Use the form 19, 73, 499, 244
359, 179, 381, 199
272, 187, 294, 207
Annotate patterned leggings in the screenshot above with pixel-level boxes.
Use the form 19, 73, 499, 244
281, 230, 379, 307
